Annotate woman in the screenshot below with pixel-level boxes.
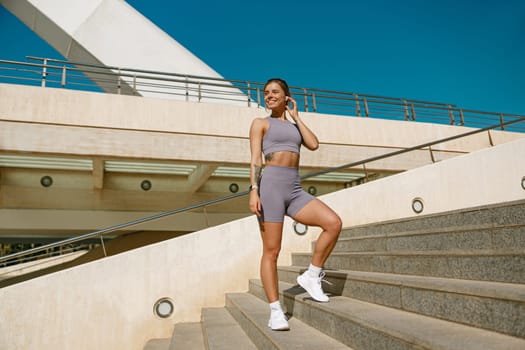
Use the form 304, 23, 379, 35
249, 78, 342, 331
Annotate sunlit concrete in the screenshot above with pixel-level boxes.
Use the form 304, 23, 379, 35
1, 137, 523, 350
1, 83, 524, 237
0, 250, 86, 279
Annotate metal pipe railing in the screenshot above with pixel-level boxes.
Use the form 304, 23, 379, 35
1, 57, 523, 131
0, 191, 246, 264
1, 115, 524, 265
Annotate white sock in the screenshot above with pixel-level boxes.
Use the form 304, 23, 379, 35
307, 263, 322, 278
269, 300, 283, 314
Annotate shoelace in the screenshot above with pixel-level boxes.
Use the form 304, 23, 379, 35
318, 271, 333, 286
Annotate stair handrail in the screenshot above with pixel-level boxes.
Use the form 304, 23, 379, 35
1, 115, 523, 265
302, 115, 524, 180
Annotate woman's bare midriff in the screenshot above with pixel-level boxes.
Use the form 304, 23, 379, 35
265, 151, 300, 168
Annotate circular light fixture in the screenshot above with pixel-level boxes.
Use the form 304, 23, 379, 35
141, 180, 152, 191
40, 175, 53, 187
307, 186, 317, 195
411, 198, 424, 214
153, 298, 174, 318
229, 183, 239, 193
521, 176, 525, 190
293, 221, 308, 235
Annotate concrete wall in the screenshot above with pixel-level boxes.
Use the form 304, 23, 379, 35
4, 83, 524, 234
1, 83, 522, 170
1, 137, 524, 350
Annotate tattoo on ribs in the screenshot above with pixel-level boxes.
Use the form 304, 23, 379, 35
265, 153, 274, 162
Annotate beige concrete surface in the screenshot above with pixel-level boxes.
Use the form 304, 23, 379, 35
0, 251, 86, 279
0, 137, 523, 350
1, 82, 521, 174
1, 83, 524, 236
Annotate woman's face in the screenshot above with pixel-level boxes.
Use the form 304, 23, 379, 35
264, 82, 287, 110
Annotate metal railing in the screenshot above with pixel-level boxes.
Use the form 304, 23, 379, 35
0, 244, 90, 268
1, 115, 524, 267
0, 56, 523, 131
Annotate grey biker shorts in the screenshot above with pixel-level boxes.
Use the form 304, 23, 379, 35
259, 165, 315, 223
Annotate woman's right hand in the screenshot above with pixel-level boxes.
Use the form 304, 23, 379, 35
249, 191, 261, 217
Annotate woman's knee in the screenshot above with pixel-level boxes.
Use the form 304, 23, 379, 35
325, 213, 342, 235
262, 246, 281, 261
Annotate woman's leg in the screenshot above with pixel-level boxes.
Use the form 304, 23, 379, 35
260, 221, 289, 330
260, 221, 284, 303
293, 199, 342, 268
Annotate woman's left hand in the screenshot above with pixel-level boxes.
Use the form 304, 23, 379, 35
285, 96, 299, 121
285, 96, 320, 150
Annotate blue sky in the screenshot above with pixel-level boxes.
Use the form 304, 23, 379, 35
0, 0, 524, 115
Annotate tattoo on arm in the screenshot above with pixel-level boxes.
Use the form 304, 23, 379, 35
252, 163, 262, 184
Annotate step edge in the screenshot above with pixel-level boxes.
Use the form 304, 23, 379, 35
266, 280, 525, 349
275, 267, 525, 302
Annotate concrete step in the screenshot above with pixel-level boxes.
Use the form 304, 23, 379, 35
248, 279, 525, 350
201, 307, 257, 350
169, 322, 205, 350
332, 224, 525, 253
340, 199, 525, 239
273, 266, 525, 339
225, 292, 351, 349
143, 338, 170, 350
292, 250, 525, 283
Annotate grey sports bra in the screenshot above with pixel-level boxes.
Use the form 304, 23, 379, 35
262, 116, 302, 156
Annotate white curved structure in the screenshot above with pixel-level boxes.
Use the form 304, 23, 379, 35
0, 0, 246, 102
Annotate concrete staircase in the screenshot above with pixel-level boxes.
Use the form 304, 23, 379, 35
146, 199, 525, 349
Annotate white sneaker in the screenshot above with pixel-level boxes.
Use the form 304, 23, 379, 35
297, 271, 330, 302
268, 310, 289, 331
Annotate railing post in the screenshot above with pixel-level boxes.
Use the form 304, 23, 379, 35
256, 87, 261, 108
61, 66, 66, 88
410, 103, 417, 121
99, 236, 107, 257
499, 113, 505, 130
363, 98, 369, 117
487, 130, 494, 146
311, 93, 317, 112
403, 100, 409, 121
429, 146, 436, 163
198, 82, 202, 102
41, 58, 47, 87
247, 82, 251, 107
448, 105, 455, 125
355, 94, 361, 116
459, 109, 465, 125
303, 88, 309, 112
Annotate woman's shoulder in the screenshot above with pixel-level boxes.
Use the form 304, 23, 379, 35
251, 116, 270, 127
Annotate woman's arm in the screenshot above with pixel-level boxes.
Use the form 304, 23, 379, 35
249, 118, 264, 216
286, 97, 319, 151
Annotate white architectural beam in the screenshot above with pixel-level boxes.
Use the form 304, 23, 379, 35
0, 0, 245, 102
0, 0, 219, 74
187, 164, 218, 194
